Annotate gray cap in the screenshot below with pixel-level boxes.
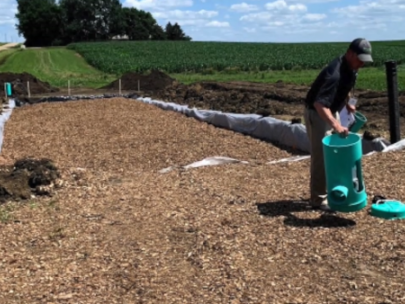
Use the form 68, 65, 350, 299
349, 38, 373, 62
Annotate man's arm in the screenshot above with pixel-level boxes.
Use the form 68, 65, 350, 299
313, 102, 341, 130
312, 70, 348, 134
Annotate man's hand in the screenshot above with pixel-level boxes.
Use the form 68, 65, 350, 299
313, 102, 349, 137
333, 123, 349, 137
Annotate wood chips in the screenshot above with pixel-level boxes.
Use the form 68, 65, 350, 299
0, 98, 404, 303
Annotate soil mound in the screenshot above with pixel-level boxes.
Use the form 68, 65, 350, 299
0, 158, 61, 202
0, 72, 59, 98
152, 82, 306, 116
102, 69, 175, 92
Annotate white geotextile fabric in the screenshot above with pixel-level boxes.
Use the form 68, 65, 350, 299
136, 97, 393, 155
0, 99, 15, 153
159, 156, 249, 173
138, 97, 310, 152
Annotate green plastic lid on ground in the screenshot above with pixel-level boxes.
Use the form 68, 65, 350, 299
370, 200, 405, 220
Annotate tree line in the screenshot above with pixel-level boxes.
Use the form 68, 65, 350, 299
15, 0, 192, 47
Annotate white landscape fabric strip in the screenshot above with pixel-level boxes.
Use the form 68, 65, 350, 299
267, 155, 311, 164
138, 97, 310, 152
0, 99, 15, 154
135, 97, 390, 155
381, 138, 405, 152
158, 156, 249, 173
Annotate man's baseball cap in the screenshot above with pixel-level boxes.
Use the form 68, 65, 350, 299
348, 38, 373, 62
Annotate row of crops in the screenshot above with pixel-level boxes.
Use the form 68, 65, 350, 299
67, 40, 405, 75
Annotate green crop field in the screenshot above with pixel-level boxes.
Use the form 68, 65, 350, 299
66, 40, 405, 91
1, 41, 404, 91
68, 40, 405, 74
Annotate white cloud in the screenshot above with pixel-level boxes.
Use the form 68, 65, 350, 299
265, 0, 307, 13
243, 27, 256, 33
152, 9, 219, 27
332, 0, 405, 17
240, 12, 273, 23
288, 0, 338, 2
230, 2, 259, 12
302, 13, 326, 21
240, 0, 311, 25
328, 0, 405, 33
153, 9, 218, 19
239, 0, 332, 37
122, 0, 193, 10
206, 21, 230, 27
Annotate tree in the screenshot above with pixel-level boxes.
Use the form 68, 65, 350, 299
122, 7, 148, 40
165, 22, 191, 41
59, 0, 124, 43
122, 7, 165, 40
150, 24, 166, 40
14, 0, 192, 46
15, 0, 64, 47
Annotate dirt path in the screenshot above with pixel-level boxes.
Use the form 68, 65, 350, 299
0, 43, 19, 51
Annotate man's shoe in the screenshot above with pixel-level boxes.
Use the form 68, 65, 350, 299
310, 199, 336, 213
317, 204, 336, 213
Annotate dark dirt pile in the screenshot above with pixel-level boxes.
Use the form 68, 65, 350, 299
0, 158, 61, 202
101, 69, 175, 92
0, 72, 59, 99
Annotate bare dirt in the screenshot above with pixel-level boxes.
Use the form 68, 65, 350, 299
0, 158, 61, 202
0, 43, 19, 51
0, 72, 59, 100
101, 69, 175, 92
0, 98, 404, 303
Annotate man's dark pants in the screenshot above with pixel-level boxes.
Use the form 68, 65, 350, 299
303, 106, 341, 207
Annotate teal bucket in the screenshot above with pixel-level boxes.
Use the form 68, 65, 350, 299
5, 83, 12, 96
322, 133, 367, 212
349, 112, 367, 133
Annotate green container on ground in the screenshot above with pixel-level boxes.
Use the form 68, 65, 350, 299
5, 83, 12, 96
371, 201, 405, 220
322, 133, 367, 212
349, 112, 367, 133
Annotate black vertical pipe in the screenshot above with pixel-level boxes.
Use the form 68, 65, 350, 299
385, 60, 400, 143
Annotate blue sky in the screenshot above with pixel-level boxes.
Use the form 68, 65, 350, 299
1, 0, 404, 43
